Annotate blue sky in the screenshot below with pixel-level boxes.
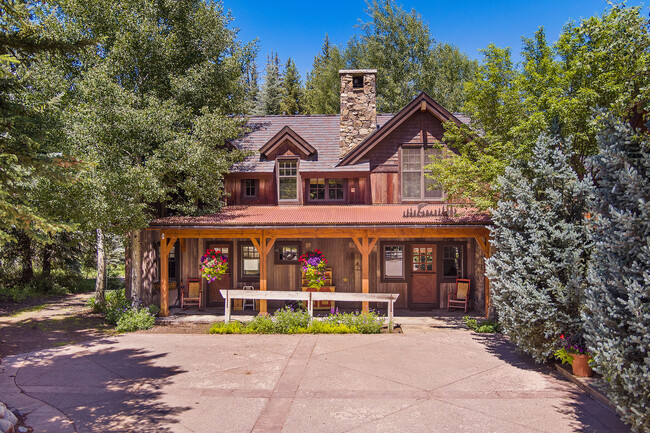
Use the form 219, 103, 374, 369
225, 0, 648, 79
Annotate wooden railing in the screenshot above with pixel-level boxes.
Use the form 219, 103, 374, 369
219, 289, 399, 332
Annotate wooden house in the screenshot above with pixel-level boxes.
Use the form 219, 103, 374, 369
134, 70, 492, 316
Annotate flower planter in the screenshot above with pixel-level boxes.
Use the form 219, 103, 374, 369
570, 354, 593, 377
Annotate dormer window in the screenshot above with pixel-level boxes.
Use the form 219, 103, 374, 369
352, 76, 363, 88
401, 147, 443, 200
277, 159, 299, 202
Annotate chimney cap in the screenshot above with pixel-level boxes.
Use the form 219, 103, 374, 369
338, 69, 377, 75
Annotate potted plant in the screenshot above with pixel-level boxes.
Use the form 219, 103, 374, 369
554, 334, 594, 377
200, 249, 228, 283
299, 249, 328, 289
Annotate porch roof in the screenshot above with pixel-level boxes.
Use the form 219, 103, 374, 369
149, 204, 491, 229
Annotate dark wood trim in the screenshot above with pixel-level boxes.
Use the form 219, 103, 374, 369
306, 177, 348, 204
273, 240, 302, 265
239, 241, 261, 281
242, 178, 258, 199
438, 242, 467, 283
259, 126, 317, 158
371, 164, 399, 173
379, 241, 407, 283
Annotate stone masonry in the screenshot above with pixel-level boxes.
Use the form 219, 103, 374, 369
339, 69, 377, 158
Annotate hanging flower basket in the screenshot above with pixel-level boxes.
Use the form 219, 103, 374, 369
200, 249, 228, 283
299, 249, 328, 289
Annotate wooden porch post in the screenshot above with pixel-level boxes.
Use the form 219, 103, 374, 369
159, 234, 177, 317
352, 232, 378, 313
251, 234, 276, 314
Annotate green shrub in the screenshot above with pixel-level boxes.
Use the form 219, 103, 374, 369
209, 321, 245, 334
245, 314, 275, 334
115, 307, 156, 332
308, 321, 355, 334
463, 316, 501, 333
273, 306, 310, 333
324, 311, 384, 334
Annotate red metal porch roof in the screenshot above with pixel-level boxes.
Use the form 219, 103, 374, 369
149, 204, 491, 228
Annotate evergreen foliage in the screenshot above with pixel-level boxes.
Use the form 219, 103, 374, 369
303, 34, 344, 114
583, 117, 650, 432
280, 58, 303, 115
486, 135, 592, 362
428, 4, 650, 209
257, 52, 283, 115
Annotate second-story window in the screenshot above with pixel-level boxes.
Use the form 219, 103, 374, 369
309, 178, 345, 202
401, 147, 443, 200
244, 179, 257, 198
277, 159, 298, 201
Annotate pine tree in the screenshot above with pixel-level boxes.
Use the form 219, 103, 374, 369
485, 135, 592, 362
304, 34, 344, 114
280, 58, 302, 115
257, 52, 283, 115
583, 117, 650, 432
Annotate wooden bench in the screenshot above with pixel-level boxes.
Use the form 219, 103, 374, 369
219, 290, 399, 332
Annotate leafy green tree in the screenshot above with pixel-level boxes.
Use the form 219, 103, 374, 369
280, 58, 303, 115
428, 4, 650, 209
304, 34, 344, 114
583, 117, 650, 432
257, 52, 283, 115
344, 0, 476, 112
52, 0, 253, 302
486, 135, 592, 362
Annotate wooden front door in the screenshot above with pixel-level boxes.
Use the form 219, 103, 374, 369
207, 243, 231, 306
409, 244, 437, 308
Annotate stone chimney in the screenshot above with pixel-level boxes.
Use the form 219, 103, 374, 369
339, 69, 377, 158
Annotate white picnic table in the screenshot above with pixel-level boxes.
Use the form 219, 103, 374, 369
219, 289, 399, 332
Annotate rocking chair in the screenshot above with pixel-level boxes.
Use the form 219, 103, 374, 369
182, 278, 202, 310
447, 278, 471, 312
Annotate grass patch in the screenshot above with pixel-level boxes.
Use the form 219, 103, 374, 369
209, 307, 384, 335
12, 304, 48, 316
463, 316, 501, 333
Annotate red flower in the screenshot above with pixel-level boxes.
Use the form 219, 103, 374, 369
560, 335, 565, 339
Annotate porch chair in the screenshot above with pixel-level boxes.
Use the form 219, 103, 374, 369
182, 278, 202, 310
242, 285, 256, 311
447, 278, 471, 312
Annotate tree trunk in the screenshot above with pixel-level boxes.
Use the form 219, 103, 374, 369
41, 243, 53, 280
130, 229, 142, 304
95, 228, 106, 304
18, 231, 34, 283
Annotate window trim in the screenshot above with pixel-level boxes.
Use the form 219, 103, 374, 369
239, 242, 261, 281
307, 178, 347, 203
243, 179, 258, 199
274, 241, 301, 265
276, 158, 300, 203
380, 242, 406, 283
400, 145, 444, 202
439, 242, 466, 281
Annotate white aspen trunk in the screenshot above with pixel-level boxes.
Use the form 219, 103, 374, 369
95, 228, 106, 304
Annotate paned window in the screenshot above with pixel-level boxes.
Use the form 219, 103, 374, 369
278, 160, 298, 201
276, 243, 300, 264
383, 245, 404, 279
401, 147, 443, 200
442, 245, 463, 278
309, 178, 345, 201
244, 179, 257, 198
241, 244, 260, 278
168, 244, 176, 279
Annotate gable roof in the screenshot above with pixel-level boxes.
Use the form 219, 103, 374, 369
258, 125, 317, 158
338, 92, 464, 166
232, 114, 393, 173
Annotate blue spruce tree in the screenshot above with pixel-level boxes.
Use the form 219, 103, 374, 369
486, 135, 592, 362
583, 117, 650, 432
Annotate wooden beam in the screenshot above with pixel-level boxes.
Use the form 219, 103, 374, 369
159, 235, 177, 317
475, 236, 489, 256
351, 237, 363, 253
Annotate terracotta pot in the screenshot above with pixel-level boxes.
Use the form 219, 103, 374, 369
571, 354, 593, 377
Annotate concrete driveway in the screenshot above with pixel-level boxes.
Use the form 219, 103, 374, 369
0, 318, 627, 433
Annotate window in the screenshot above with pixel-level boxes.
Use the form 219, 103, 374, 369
442, 245, 463, 278
401, 147, 443, 200
277, 159, 298, 201
241, 244, 260, 279
275, 242, 300, 264
309, 178, 345, 202
382, 245, 404, 280
244, 179, 257, 198
168, 244, 176, 279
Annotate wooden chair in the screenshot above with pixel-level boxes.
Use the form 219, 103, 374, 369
182, 278, 202, 310
447, 278, 471, 312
